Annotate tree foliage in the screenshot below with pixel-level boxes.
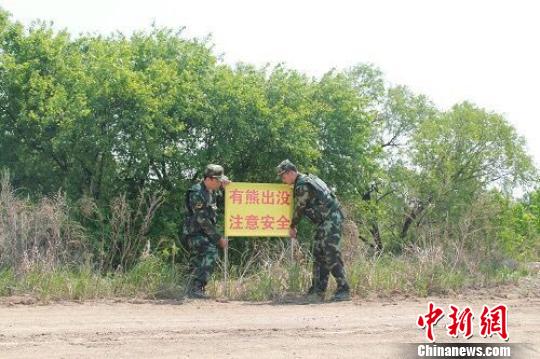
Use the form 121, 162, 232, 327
1, 9, 538, 266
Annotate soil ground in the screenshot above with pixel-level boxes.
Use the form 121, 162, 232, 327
1, 283, 539, 359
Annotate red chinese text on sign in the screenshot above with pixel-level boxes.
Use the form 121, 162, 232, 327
245, 215, 259, 230
245, 190, 259, 204
261, 190, 275, 205
229, 215, 243, 230
224, 183, 293, 237
275, 215, 291, 230
260, 215, 274, 230
277, 191, 291, 205
229, 190, 243, 205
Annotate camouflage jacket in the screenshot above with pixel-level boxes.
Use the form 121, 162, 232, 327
291, 173, 341, 226
182, 182, 221, 241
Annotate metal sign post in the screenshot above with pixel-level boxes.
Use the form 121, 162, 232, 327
224, 238, 229, 297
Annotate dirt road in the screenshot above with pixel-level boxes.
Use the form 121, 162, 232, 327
0, 295, 539, 358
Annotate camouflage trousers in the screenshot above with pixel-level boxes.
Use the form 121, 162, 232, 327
188, 234, 218, 287
311, 210, 349, 293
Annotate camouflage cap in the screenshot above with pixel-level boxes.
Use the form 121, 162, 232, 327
276, 159, 297, 176
204, 164, 229, 181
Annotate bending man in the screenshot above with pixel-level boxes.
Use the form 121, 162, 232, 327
277, 159, 350, 301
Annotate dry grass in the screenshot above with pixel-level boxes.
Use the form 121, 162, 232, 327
0, 170, 86, 273
77, 191, 164, 272
0, 172, 531, 302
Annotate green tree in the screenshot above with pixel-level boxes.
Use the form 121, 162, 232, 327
498, 189, 540, 260
398, 102, 536, 249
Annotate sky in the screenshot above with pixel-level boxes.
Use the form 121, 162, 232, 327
2, 0, 539, 168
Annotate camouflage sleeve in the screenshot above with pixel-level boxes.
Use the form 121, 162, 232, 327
291, 183, 311, 227
190, 191, 221, 242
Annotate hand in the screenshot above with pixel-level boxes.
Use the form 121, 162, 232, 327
289, 226, 297, 239
220, 178, 231, 187
218, 236, 228, 249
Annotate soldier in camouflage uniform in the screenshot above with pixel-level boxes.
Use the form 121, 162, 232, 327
277, 159, 351, 301
183, 164, 230, 299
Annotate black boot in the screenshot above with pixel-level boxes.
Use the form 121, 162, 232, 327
306, 285, 325, 301
188, 280, 209, 299
332, 284, 351, 302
